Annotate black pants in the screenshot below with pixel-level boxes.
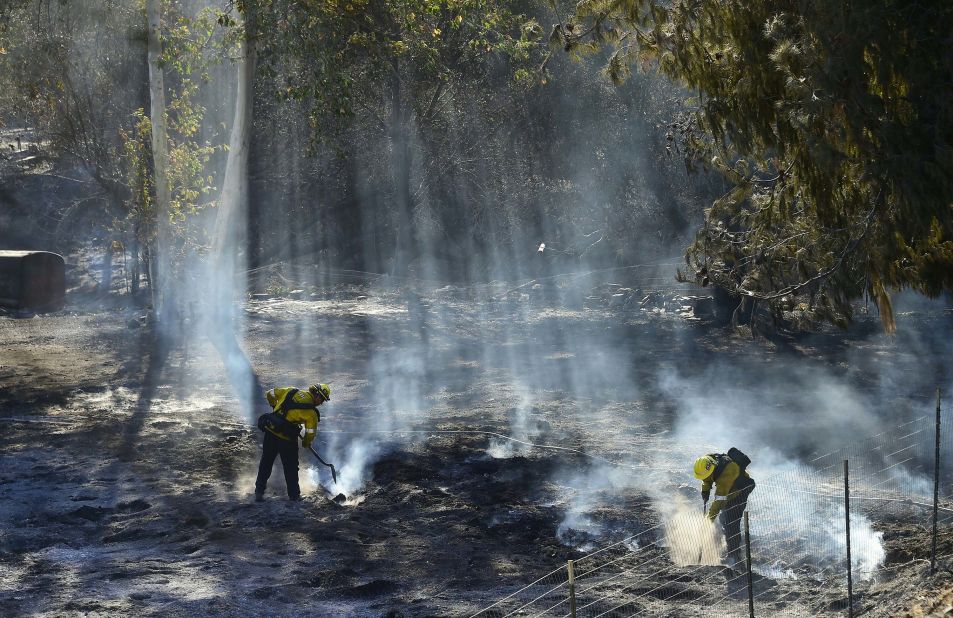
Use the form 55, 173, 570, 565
255, 432, 300, 498
721, 481, 755, 564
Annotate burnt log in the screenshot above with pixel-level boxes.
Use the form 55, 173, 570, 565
0, 251, 66, 311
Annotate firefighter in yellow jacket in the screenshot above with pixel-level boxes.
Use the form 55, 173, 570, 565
694, 451, 755, 567
254, 384, 330, 502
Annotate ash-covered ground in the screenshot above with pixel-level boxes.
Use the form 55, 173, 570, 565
1, 281, 952, 617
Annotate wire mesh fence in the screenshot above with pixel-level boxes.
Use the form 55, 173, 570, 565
472, 390, 950, 617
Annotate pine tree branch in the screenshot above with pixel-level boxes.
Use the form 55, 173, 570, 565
734, 195, 880, 301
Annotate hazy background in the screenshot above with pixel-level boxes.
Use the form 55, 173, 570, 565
1, 0, 950, 577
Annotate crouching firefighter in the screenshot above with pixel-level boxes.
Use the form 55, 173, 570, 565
254, 384, 331, 501
693, 448, 755, 568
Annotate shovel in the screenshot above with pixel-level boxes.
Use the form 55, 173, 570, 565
307, 445, 338, 484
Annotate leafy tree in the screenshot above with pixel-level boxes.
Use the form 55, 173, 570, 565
253, 0, 543, 274
117, 84, 220, 295
0, 1, 225, 295
0, 0, 148, 289
566, 0, 953, 331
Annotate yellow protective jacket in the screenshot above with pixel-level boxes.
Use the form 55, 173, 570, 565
702, 460, 753, 521
264, 387, 319, 444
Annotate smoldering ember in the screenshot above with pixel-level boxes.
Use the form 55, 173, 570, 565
2, 3, 953, 618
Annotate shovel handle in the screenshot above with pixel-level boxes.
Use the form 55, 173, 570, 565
308, 445, 338, 484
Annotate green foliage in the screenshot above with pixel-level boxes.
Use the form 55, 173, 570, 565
240, 0, 545, 274
571, 0, 953, 331
118, 81, 220, 261
119, 110, 157, 245
0, 0, 225, 280
0, 0, 135, 170
123, 1, 228, 268
162, 78, 219, 222
250, 0, 543, 145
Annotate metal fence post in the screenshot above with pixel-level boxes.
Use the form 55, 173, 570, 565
744, 511, 755, 618
932, 388, 941, 576
844, 459, 853, 618
567, 559, 577, 618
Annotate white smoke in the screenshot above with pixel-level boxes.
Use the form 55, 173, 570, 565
321, 437, 383, 497
487, 388, 538, 459
654, 363, 895, 578
554, 462, 647, 547
834, 506, 887, 577
658, 495, 723, 566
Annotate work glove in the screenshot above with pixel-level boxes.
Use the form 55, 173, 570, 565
301, 435, 314, 449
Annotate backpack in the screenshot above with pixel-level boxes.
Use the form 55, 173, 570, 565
277, 388, 318, 414
727, 447, 751, 474
256, 388, 318, 437
711, 447, 752, 481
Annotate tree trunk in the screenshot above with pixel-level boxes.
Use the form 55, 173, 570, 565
394, 135, 414, 275
130, 227, 140, 295
206, 5, 262, 419
389, 60, 416, 276
646, 135, 689, 237
100, 245, 113, 293
246, 109, 262, 282
339, 152, 367, 271
146, 0, 171, 318
144, 244, 154, 297
211, 18, 256, 267
714, 285, 741, 326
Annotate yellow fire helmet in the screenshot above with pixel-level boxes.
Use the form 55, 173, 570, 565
309, 383, 331, 403
693, 454, 718, 480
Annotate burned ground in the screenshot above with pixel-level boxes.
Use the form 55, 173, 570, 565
1, 286, 952, 617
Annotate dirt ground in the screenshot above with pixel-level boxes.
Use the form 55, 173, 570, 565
1, 282, 952, 617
